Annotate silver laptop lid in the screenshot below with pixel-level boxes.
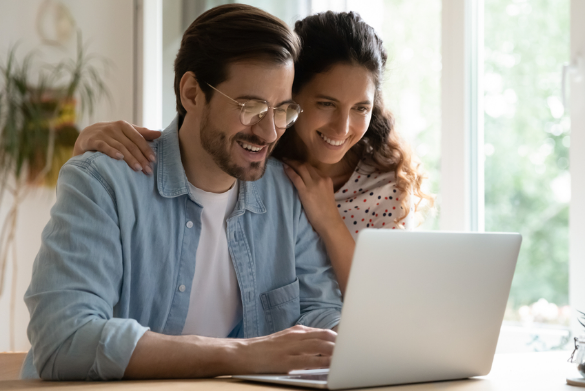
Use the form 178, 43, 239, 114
327, 230, 521, 390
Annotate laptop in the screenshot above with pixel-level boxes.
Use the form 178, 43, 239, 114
233, 230, 521, 389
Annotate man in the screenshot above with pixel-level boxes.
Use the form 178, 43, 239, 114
23, 4, 342, 380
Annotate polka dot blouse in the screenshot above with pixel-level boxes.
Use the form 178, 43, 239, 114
334, 160, 414, 240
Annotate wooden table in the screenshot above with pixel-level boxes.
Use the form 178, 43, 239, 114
0, 351, 580, 390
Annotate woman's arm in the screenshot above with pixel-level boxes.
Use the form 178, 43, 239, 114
283, 160, 354, 295
313, 214, 355, 296
74, 121, 161, 174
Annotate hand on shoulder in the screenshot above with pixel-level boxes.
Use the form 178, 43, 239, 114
282, 159, 341, 235
74, 121, 161, 175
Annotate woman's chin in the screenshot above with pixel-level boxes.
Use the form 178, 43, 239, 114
310, 150, 346, 166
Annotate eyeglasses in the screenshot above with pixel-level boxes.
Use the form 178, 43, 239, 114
207, 83, 302, 129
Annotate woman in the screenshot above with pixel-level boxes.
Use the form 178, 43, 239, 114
73, 11, 433, 294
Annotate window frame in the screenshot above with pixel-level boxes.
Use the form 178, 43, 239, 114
440, 0, 484, 233
569, 0, 585, 336
135, 0, 163, 130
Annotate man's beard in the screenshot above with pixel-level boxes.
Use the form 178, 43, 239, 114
200, 110, 275, 181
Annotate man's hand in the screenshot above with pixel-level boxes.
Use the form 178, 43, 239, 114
235, 325, 337, 374
125, 325, 336, 379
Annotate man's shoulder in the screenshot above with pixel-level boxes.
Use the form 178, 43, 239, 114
265, 156, 284, 170
71, 136, 159, 164
258, 158, 291, 187
65, 151, 137, 182
66, 138, 161, 180
63, 141, 162, 194
250, 157, 299, 208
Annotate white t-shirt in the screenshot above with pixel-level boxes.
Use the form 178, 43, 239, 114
334, 160, 414, 240
182, 181, 242, 337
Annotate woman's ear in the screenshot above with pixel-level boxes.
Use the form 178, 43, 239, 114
179, 71, 203, 113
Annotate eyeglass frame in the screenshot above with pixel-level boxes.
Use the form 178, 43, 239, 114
206, 83, 303, 129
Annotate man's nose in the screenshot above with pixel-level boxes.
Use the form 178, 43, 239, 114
252, 108, 278, 144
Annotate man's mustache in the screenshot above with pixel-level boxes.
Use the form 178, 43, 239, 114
234, 133, 271, 147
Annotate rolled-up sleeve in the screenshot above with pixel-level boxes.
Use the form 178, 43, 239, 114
293, 206, 343, 330
24, 162, 148, 380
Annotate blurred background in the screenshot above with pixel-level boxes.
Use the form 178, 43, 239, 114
0, 0, 584, 355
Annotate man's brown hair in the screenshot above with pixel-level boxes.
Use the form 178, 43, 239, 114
174, 4, 300, 118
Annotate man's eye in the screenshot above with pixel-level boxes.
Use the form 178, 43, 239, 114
318, 102, 334, 108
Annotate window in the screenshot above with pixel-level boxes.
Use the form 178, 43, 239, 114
147, 0, 585, 352
483, 0, 571, 351
351, 0, 442, 230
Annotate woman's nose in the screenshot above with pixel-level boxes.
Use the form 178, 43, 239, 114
330, 109, 351, 137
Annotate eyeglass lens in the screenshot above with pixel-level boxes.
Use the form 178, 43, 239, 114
240, 100, 301, 129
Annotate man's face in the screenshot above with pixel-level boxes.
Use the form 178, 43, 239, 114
198, 60, 295, 182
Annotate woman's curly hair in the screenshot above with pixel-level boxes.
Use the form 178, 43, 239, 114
273, 11, 434, 224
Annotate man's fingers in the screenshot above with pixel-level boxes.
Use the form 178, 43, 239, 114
292, 327, 337, 343
291, 339, 335, 356
285, 325, 337, 339
287, 355, 331, 372
243, 326, 337, 375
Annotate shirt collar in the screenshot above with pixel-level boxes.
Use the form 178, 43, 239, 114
156, 115, 266, 215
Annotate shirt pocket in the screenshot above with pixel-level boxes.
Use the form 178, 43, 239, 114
260, 278, 300, 334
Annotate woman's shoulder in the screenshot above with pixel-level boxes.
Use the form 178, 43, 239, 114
335, 160, 397, 199
357, 160, 397, 181
335, 160, 412, 234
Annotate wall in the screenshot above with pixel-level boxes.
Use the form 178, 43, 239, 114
162, 0, 182, 127
0, 0, 135, 352
161, 0, 312, 127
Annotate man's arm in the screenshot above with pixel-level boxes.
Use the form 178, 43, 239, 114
26, 160, 337, 380
25, 161, 148, 380
124, 326, 336, 378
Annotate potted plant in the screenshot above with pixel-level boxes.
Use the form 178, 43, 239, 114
0, 33, 110, 350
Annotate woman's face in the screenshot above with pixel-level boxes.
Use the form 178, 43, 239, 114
292, 63, 376, 166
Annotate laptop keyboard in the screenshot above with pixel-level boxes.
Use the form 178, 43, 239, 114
283, 373, 329, 381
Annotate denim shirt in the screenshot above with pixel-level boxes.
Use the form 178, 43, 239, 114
22, 116, 342, 381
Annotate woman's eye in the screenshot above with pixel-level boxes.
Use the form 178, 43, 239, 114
355, 106, 370, 114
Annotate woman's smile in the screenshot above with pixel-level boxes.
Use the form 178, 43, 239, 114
317, 131, 348, 147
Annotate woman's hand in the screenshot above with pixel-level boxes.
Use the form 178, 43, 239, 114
73, 121, 161, 174
282, 159, 341, 234
283, 159, 355, 296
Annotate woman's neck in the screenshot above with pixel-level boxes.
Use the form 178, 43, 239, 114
284, 130, 360, 192
309, 150, 360, 192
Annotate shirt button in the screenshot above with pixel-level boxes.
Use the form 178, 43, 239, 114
178, 284, 186, 292
186, 221, 193, 228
